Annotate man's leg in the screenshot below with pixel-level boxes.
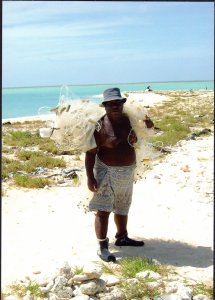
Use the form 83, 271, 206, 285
95, 211, 116, 262
95, 210, 110, 239
114, 213, 128, 237
114, 213, 144, 247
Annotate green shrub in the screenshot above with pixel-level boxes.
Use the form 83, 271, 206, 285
14, 175, 50, 188
23, 156, 66, 172
3, 130, 41, 147
17, 150, 43, 161
2, 153, 66, 179
150, 129, 189, 147
2, 157, 23, 179
148, 92, 213, 148
38, 141, 60, 154
2, 147, 14, 154
2, 156, 12, 164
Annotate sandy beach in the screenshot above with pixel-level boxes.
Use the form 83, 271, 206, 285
2, 91, 214, 291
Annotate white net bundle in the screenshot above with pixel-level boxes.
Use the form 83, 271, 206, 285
49, 97, 105, 152
123, 99, 161, 181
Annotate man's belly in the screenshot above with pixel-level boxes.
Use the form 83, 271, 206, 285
97, 143, 136, 166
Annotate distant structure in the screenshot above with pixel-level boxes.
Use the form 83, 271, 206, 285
145, 85, 153, 92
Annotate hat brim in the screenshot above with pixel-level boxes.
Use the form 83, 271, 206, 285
102, 98, 127, 105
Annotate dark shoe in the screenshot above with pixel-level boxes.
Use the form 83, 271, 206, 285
115, 233, 144, 247
97, 238, 116, 262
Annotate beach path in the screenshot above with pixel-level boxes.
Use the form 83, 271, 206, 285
2, 134, 213, 288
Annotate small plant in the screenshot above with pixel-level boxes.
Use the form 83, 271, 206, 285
197, 157, 208, 161
120, 279, 162, 300
1, 188, 6, 197
14, 175, 50, 188
25, 281, 43, 298
192, 282, 213, 298
6, 279, 44, 298
73, 154, 81, 161
72, 176, 80, 186
71, 266, 84, 275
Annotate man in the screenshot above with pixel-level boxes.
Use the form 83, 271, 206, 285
145, 85, 153, 92
85, 87, 154, 262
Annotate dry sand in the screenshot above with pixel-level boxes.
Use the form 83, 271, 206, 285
2, 91, 213, 289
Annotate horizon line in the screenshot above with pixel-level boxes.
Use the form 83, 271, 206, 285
2, 79, 214, 89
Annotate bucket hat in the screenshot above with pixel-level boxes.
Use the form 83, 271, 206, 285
102, 87, 127, 105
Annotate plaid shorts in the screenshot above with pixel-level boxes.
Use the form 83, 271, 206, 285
89, 155, 136, 215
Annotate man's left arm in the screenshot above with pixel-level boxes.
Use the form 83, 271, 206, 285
144, 116, 154, 128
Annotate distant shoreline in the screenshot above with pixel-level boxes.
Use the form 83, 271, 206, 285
2, 114, 52, 124
2, 90, 214, 122
2, 91, 167, 123
2, 79, 214, 90
2, 88, 213, 120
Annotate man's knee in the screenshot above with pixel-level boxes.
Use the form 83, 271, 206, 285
96, 210, 110, 219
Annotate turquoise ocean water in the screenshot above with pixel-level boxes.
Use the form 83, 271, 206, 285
2, 81, 214, 119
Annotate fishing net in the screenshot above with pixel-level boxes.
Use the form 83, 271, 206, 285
39, 87, 162, 181
49, 98, 104, 152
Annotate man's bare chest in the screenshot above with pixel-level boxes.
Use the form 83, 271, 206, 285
94, 115, 137, 149
101, 115, 131, 138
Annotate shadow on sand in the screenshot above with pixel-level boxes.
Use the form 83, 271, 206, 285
109, 238, 213, 268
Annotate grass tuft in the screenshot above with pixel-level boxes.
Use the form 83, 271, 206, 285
117, 257, 168, 299
120, 257, 168, 278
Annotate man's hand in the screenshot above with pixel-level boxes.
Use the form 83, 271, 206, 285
85, 148, 97, 192
128, 129, 138, 145
87, 177, 98, 192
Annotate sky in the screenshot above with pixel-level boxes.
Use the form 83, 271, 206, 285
2, 1, 214, 88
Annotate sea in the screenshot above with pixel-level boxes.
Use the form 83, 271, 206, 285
2, 80, 214, 119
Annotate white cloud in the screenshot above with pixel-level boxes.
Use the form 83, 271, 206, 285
3, 1, 150, 27
2, 1, 214, 87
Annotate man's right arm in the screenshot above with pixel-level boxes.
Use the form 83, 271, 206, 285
85, 148, 98, 192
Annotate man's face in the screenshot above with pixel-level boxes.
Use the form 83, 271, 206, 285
103, 100, 124, 117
